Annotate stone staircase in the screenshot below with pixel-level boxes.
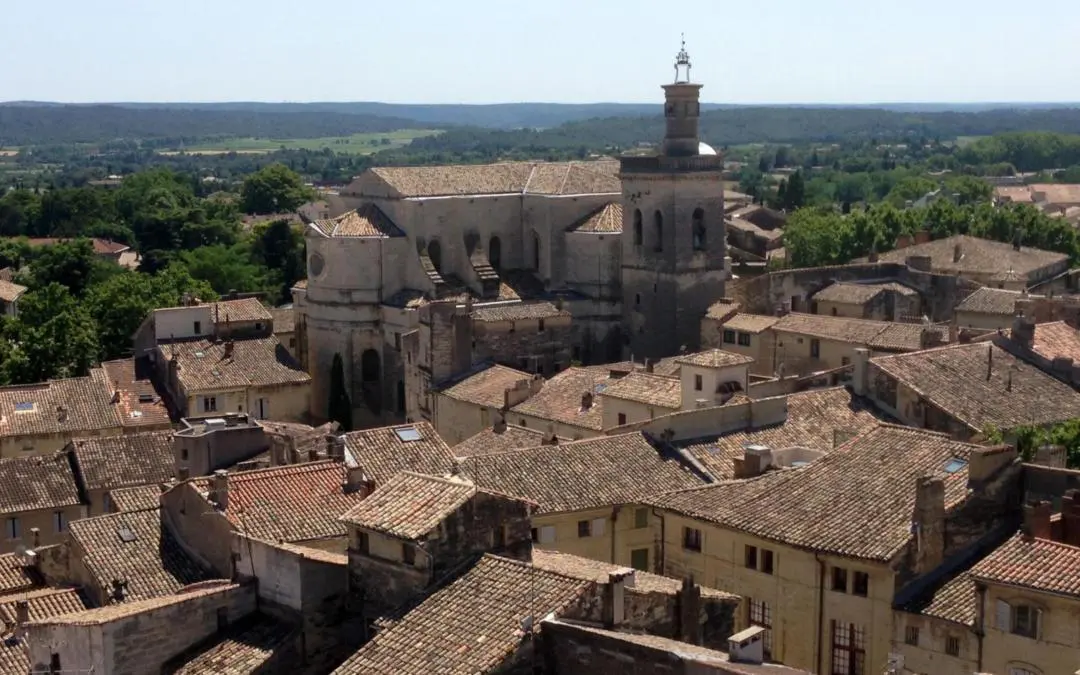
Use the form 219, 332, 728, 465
469, 249, 501, 298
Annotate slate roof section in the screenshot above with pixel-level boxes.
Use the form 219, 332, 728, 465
439, 364, 533, 409
899, 572, 977, 626
954, 287, 1028, 315
367, 160, 620, 198
164, 614, 296, 675
310, 203, 405, 238
970, 533, 1080, 597
878, 234, 1068, 278
0, 374, 121, 439
470, 301, 570, 323
649, 425, 983, 561
0, 454, 82, 515
599, 372, 681, 409
191, 461, 366, 544
342, 422, 457, 485
68, 429, 174, 493
871, 342, 1080, 431
1031, 321, 1080, 363
68, 508, 210, 602
566, 202, 623, 233
510, 366, 619, 432
812, 282, 917, 305
676, 349, 755, 369
167, 337, 310, 392
330, 554, 591, 675
530, 550, 737, 600
677, 388, 884, 480
721, 313, 780, 333
270, 307, 295, 334
461, 432, 707, 515
99, 359, 170, 429
107, 484, 162, 513
453, 424, 552, 458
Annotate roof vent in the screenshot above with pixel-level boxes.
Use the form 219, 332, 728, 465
117, 526, 137, 543
137, 393, 155, 404
728, 626, 765, 665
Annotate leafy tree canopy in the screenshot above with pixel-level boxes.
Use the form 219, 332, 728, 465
240, 164, 312, 214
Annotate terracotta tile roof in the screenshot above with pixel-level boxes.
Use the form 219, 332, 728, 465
292, 279, 307, 290
453, 424, 552, 458
0, 374, 121, 439
0, 454, 82, 515
167, 337, 310, 393
311, 203, 404, 238
720, 313, 780, 333
955, 288, 1028, 315
24, 237, 130, 255
773, 312, 901, 345
30, 582, 238, 626
871, 343, 1080, 430
599, 372, 681, 409
868, 323, 949, 352
0, 279, 26, 304
470, 301, 569, 323
1031, 321, 1080, 363
0, 554, 39, 596
69, 429, 174, 493
994, 186, 1034, 203
652, 356, 683, 378
68, 508, 211, 602
107, 484, 162, 512
566, 202, 622, 233
511, 366, 619, 431
0, 587, 88, 626
705, 299, 742, 321
330, 554, 591, 675
899, 572, 977, 626
649, 425, 983, 561
440, 364, 534, 409
877, 234, 1067, 278
270, 307, 294, 334
676, 349, 755, 369
98, 359, 171, 429
340, 472, 502, 540
812, 282, 916, 305
461, 432, 707, 515
530, 550, 736, 600
970, 533, 1080, 596
1030, 183, 1080, 204
677, 388, 884, 480
164, 614, 295, 674
368, 160, 620, 198
342, 422, 457, 485
191, 461, 366, 543
210, 297, 272, 324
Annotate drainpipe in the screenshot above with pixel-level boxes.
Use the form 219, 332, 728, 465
815, 553, 826, 674
651, 507, 666, 575
610, 505, 620, 564
975, 582, 987, 672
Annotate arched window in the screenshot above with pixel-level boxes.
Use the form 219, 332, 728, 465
633, 209, 643, 246
653, 211, 664, 252
692, 207, 706, 250
428, 240, 443, 273
532, 230, 541, 270
489, 236, 502, 271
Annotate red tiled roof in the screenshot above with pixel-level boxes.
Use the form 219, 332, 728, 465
1031, 321, 1080, 364
970, 533, 1080, 597
340, 472, 488, 540
98, 359, 171, 429
342, 422, 457, 485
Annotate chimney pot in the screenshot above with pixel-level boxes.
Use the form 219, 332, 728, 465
111, 579, 127, 602
581, 391, 594, 410
29, 527, 40, 549
177, 466, 190, 481
327, 435, 346, 462
1022, 500, 1053, 541
210, 469, 229, 511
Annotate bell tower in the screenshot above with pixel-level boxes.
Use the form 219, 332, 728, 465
619, 37, 727, 361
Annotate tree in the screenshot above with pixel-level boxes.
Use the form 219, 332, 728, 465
328, 353, 353, 431
178, 244, 279, 297
784, 170, 806, 211
0, 283, 100, 384
26, 238, 97, 296
240, 164, 312, 214
251, 219, 306, 303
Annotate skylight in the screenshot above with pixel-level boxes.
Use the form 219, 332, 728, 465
944, 458, 968, 474
394, 426, 423, 442
13, 402, 34, 413
137, 393, 155, 404
117, 526, 137, 543
594, 383, 607, 394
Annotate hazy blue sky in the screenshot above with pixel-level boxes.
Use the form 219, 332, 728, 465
3, 0, 1078, 104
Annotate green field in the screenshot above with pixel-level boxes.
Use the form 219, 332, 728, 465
159, 129, 442, 155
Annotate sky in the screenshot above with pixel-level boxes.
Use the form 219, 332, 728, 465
2, 0, 1079, 105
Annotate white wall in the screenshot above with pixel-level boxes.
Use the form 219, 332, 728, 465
154, 306, 213, 342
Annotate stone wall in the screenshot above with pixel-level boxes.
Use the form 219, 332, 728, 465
615, 395, 788, 443
161, 482, 236, 577
472, 315, 574, 376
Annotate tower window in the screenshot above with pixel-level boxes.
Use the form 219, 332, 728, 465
692, 208, 706, 250
633, 209, 643, 246
653, 211, 664, 252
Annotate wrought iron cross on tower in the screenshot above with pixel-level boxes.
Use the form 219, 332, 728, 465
674, 34, 691, 83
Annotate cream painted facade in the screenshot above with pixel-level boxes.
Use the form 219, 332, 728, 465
432, 393, 497, 446
1, 503, 87, 554
599, 396, 677, 431
531, 505, 660, 573
772, 330, 861, 376
679, 362, 750, 408
0, 427, 121, 460
184, 381, 310, 423
981, 582, 1080, 675
893, 611, 979, 675
715, 330, 769, 375
955, 309, 1013, 332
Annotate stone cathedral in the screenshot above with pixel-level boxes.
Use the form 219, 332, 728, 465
295, 43, 728, 427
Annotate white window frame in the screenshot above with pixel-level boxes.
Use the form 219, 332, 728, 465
202, 396, 217, 413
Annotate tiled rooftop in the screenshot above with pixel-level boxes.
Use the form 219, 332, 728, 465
0, 373, 121, 439
954, 287, 1029, 316
342, 422, 457, 485
899, 572, 977, 627
107, 484, 162, 512
68, 429, 174, 493
0, 453, 82, 515
774, 312, 925, 347
470, 301, 569, 323
366, 160, 620, 198
330, 554, 590, 675
676, 348, 755, 369
340, 472, 507, 540
0, 587, 88, 625
68, 508, 210, 602
649, 425, 984, 561
599, 372, 681, 409
164, 613, 296, 674
191, 461, 366, 544
439, 364, 533, 409
310, 203, 405, 238
270, 307, 295, 334
705, 299, 742, 321
166, 337, 310, 393
566, 201, 623, 233
811, 281, 916, 305
0, 553, 40, 596
868, 322, 949, 352
511, 366, 620, 431
530, 550, 736, 600
871, 342, 1080, 431
677, 388, 884, 480
720, 313, 780, 333
1030, 321, 1080, 363
970, 532, 1080, 597
209, 297, 273, 324
461, 432, 707, 515
0, 279, 26, 304
99, 358, 171, 429
453, 424, 553, 458
29, 582, 238, 626
878, 234, 1067, 278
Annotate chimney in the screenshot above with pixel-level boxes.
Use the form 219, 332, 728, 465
13, 600, 29, 637
223, 340, 235, 359
492, 410, 507, 433
580, 391, 594, 411
111, 579, 128, 602
541, 432, 559, 446
345, 464, 374, 496
1022, 500, 1053, 542
948, 322, 958, 344
1011, 313, 1035, 349
602, 570, 633, 628
912, 475, 945, 575
29, 528, 40, 549
986, 344, 993, 380
308, 447, 319, 462
851, 347, 870, 397
110, 385, 121, 404
177, 466, 190, 481
210, 470, 229, 511
674, 577, 702, 645
952, 243, 963, 263
644, 359, 654, 374
1062, 490, 1080, 546
327, 435, 346, 462
733, 444, 771, 478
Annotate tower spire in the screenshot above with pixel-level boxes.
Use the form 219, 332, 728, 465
674, 34, 691, 83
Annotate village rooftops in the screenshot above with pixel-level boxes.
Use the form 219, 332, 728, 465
28, 581, 238, 627
107, 484, 162, 513
67, 429, 174, 494
600, 372, 681, 409
165, 337, 310, 392
0, 588, 90, 673
871, 342, 1080, 431
99, 359, 170, 429
676, 388, 884, 480
720, 313, 780, 333
676, 348, 755, 369
0, 372, 122, 439
899, 572, 977, 627
772, 313, 945, 351
0, 453, 82, 516
453, 424, 556, 458
461, 432, 707, 515
342, 422, 457, 485
163, 613, 296, 674
309, 202, 405, 238
812, 281, 918, 305
510, 365, 623, 431
877, 234, 1068, 279
566, 201, 623, 233
970, 532, 1080, 597
439, 363, 533, 409
1030, 320, 1080, 363
359, 160, 621, 199
954, 287, 1033, 316
470, 301, 570, 323
329, 554, 591, 675
648, 425, 986, 562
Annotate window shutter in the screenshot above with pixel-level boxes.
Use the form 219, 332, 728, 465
996, 600, 1011, 631
1034, 608, 1043, 639
540, 526, 556, 544
592, 518, 606, 537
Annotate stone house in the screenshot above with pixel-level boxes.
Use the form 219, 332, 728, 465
0, 453, 88, 554
703, 312, 779, 368
598, 371, 682, 428
953, 288, 1035, 331
133, 297, 274, 358
0, 279, 26, 317
340, 421, 457, 486
339, 471, 534, 620
470, 301, 574, 375
432, 363, 538, 444
644, 424, 1021, 674
271, 306, 297, 357
0, 588, 89, 672
810, 281, 921, 321
63, 430, 174, 516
